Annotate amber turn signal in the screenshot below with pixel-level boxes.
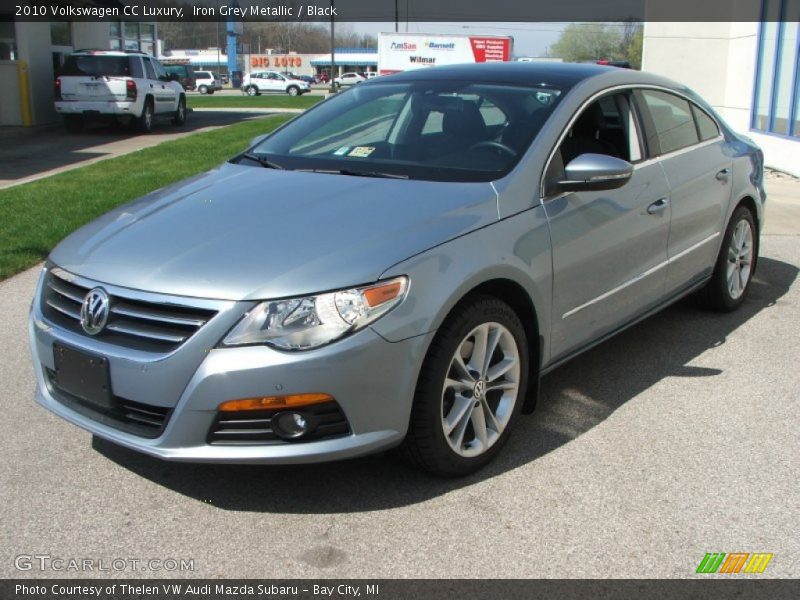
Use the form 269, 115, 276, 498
363, 280, 404, 308
218, 393, 333, 412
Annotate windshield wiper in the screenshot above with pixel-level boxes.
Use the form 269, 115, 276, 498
240, 153, 287, 170
299, 168, 408, 180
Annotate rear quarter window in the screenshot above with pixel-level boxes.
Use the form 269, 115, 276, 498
692, 104, 721, 141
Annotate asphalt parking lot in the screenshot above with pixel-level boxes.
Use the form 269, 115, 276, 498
0, 177, 798, 579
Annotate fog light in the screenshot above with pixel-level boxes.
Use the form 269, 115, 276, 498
273, 412, 309, 439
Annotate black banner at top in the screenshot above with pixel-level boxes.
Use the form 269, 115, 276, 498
0, 0, 792, 22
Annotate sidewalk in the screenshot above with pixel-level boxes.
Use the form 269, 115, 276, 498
764, 170, 800, 235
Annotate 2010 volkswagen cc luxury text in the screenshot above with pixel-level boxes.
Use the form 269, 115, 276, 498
30, 64, 765, 476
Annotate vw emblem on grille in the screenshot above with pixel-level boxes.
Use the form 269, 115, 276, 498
80, 287, 110, 335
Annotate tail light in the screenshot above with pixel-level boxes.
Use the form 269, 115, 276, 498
125, 79, 137, 101
54, 78, 62, 100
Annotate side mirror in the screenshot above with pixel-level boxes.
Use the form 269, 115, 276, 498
559, 153, 633, 192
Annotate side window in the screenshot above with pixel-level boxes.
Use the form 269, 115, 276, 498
129, 57, 143, 79
640, 90, 700, 155
692, 104, 721, 141
152, 59, 167, 80
143, 58, 156, 80
559, 92, 642, 165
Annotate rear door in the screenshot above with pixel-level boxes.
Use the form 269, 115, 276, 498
544, 90, 672, 360
636, 89, 732, 295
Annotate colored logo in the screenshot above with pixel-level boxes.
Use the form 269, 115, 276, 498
696, 552, 773, 574
424, 41, 456, 50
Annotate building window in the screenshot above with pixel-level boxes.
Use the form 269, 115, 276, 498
752, 0, 800, 137
50, 22, 71, 47
0, 21, 16, 60
110, 22, 157, 55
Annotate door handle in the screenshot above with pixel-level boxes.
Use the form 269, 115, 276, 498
716, 168, 731, 182
647, 197, 670, 215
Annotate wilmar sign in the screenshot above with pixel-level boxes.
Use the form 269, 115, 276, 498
378, 32, 513, 75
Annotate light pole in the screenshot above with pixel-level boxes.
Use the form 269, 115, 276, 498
329, 0, 337, 93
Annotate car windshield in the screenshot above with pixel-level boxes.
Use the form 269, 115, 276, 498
245, 80, 563, 182
61, 55, 133, 77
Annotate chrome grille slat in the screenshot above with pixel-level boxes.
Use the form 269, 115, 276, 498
110, 303, 207, 327
106, 322, 187, 343
45, 298, 81, 320
41, 271, 218, 353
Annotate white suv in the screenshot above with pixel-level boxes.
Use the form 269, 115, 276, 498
241, 71, 311, 96
193, 71, 223, 94
55, 50, 186, 133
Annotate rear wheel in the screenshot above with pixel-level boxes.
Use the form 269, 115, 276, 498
135, 98, 154, 133
698, 205, 757, 311
246, 85, 258, 96
172, 96, 186, 126
63, 115, 83, 133
400, 295, 529, 476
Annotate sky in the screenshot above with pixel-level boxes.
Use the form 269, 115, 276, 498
344, 22, 568, 57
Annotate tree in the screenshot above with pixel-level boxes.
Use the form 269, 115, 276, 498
551, 22, 644, 67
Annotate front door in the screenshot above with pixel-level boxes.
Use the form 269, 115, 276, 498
544, 91, 672, 361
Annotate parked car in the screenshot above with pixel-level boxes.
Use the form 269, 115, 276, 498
32, 63, 764, 476
163, 64, 196, 91
54, 50, 187, 133
365, 72, 379, 79
193, 71, 222, 94
297, 75, 317, 86
241, 71, 311, 96
220, 73, 230, 85
333, 72, 366, 88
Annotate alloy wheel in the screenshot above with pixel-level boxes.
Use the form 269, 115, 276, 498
726, 218, 754, 300
441, 322, 520, 458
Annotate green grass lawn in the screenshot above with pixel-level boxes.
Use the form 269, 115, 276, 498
0, 115, 292, 281
188, 94, 323, 110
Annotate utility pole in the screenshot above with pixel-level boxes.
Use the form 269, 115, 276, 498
329, 0, 337, 93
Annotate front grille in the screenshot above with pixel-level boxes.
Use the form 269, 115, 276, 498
45, 368, 171, 438
208, 402, 350, 445
42, 271, 217, 353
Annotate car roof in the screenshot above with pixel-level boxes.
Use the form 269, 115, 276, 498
374, 62, 647, 87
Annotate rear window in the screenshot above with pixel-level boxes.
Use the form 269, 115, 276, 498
61, 55, 138, 78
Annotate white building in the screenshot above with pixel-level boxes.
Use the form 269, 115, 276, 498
0, 20, 156, 126
643, 12, 799, 176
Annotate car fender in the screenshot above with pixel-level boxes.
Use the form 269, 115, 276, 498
372, 205, 553, 366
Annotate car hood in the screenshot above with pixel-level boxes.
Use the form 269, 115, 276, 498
50, 163, 498, 301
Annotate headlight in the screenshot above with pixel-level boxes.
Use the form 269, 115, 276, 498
222, 277, 408, 350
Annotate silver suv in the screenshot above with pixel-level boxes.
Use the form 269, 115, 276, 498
55, 50, 187, 133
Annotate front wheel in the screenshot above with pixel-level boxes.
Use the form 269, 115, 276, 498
198, 85, 208, 95
698, 205, 757, 311
400, 295, 529, 476
287, 85, 299, 97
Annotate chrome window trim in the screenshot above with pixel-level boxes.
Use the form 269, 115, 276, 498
561, 232, 720, 319
540, 83, 725, 201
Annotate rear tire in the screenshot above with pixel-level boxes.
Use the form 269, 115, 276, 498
698, 205, 757, 311
171, 96, 186, 126
246, 85, 258, 96
399, 295, 529, 477
63, 115, 83, 133
135, 98, 154, 133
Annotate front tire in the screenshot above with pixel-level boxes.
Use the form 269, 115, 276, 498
287, 85, 299, 97
698, 205, 757, 311
198, 85, 208, 95
400, 295, 529, 476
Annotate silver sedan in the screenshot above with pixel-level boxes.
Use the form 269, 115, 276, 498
29, 63, 765, 476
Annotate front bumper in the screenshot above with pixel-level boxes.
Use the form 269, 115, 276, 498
55, 100, 138, 116
29, 271, 432, 464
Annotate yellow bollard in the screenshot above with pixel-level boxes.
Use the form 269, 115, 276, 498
18, 60, 32, 127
